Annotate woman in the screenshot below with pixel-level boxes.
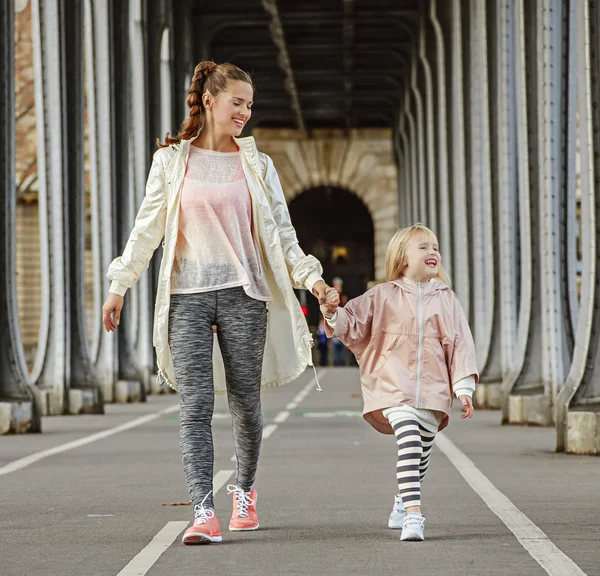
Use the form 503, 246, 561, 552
101, 61, 336, 545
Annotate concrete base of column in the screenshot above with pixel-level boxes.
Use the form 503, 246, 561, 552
473, 382, 502, 410
566, 411, 600, 454
114, 380, 143, 403
0, 401, 34, 434
68, 389, 101, 415
101, 379, 114, 403
508, 393, 553, 426
36, 389, 64, 416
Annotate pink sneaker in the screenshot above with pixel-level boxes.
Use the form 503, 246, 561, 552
182, 494, 222, 545
227, 485, 259, 531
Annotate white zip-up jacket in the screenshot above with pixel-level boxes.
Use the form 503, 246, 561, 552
107, 136, 323, 394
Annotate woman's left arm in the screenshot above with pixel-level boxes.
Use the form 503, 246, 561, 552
262, 154, 328, 298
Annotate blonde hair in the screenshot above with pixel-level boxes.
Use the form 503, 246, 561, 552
385, 223, 451, 286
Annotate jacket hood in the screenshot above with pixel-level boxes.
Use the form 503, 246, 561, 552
390, 276, 451, 296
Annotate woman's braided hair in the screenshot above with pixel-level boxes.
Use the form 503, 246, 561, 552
158, 61, 253, 147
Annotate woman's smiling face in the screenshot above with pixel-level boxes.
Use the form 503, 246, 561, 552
207, 80, 253, 137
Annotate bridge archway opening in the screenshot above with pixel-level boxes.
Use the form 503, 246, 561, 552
289, 185, 374, 327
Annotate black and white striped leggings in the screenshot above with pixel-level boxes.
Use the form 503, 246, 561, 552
169, 288, 267, 510
390, 418, 436, 508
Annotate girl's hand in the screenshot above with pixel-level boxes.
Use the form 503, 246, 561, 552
459, 395, 474, 419
321, 288, 339, 318
102, 293, 125, 332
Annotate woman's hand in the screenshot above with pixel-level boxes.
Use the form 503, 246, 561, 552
312, 280, 331, 304
459, 395, 474, 419
102, 293, 125, 332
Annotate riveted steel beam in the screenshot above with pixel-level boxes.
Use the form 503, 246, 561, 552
0, 0, 40, 431
468, 0, 495, 371
430, 0, 451, 274
449, 0, 470, 317
261, 0, 305, 133
419, 3, 436, 232
342, 0, 354, 130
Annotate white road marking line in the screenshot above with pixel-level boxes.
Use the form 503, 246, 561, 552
116, 470, 233, 575
436, 433, 587, 576
273, 411, 290, 424
116, 521, 189, 576
230, 371, 325, 460
213, 469, 234, 494
118, 371, 327, 576
0, 404, 180, 477
303, 410, 362, 418
262, 424, 278, 439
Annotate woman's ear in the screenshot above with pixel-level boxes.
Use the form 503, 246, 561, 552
203, 91, 212, 110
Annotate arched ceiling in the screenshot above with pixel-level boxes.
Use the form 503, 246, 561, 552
184, 0, 419, 130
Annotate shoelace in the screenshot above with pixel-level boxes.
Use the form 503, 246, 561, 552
193, 491, 215, 525
227, 484, 255, 518
403, 514, 425, 530
393, 496, 404, 513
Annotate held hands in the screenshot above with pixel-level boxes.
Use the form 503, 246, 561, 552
459, 395, 474, 419
311, 280, 330, 304
320, 288, 340, 319
102, 293, 125, 332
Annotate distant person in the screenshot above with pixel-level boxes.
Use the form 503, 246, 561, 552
320, 224, 478, 541
315, 318, 329, 366
331, 277, 348, 366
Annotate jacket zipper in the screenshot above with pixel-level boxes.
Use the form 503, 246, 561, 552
415, 282, 423, 407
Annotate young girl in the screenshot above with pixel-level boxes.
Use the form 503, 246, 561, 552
321, 224, 478, 541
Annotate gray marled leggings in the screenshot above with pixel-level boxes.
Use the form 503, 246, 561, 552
169, 288, 267, 510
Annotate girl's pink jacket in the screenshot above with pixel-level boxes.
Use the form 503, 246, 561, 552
325, 277, 479, 434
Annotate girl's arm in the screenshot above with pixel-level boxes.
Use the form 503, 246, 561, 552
324, 291, 375, 351
449, 294, 480, 388
261, 154, 324, 292
107, 149, 169, 296
453, 374, 476, 398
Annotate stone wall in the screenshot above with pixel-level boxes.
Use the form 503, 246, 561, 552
253, 128, 398, 281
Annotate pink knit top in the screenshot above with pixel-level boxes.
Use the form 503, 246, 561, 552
170, 146, 272, 301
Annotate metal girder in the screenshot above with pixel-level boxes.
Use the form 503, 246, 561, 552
410, 52, 427, 223
84, 0, 118, 399
419, 4, 436, 231
449, 0, 470, 318
201, 9, 417, 129
261, 0, 305, 133
129, 0, 154, 392
555, 0, 600, 450
500, 0, 534, 422
536, 0, 572, 398
468, 0, 494, 371
62, 0, 104, 410
429, 0, 451, 274
197, 9, 419, 25
0, 0, 40, 430
342, 0, 354, 129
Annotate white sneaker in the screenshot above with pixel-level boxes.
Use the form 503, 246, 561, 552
400, 513, 426, 541
388, 494, 406, 529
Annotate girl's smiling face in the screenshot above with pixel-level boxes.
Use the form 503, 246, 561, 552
402, 231, 441, 282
